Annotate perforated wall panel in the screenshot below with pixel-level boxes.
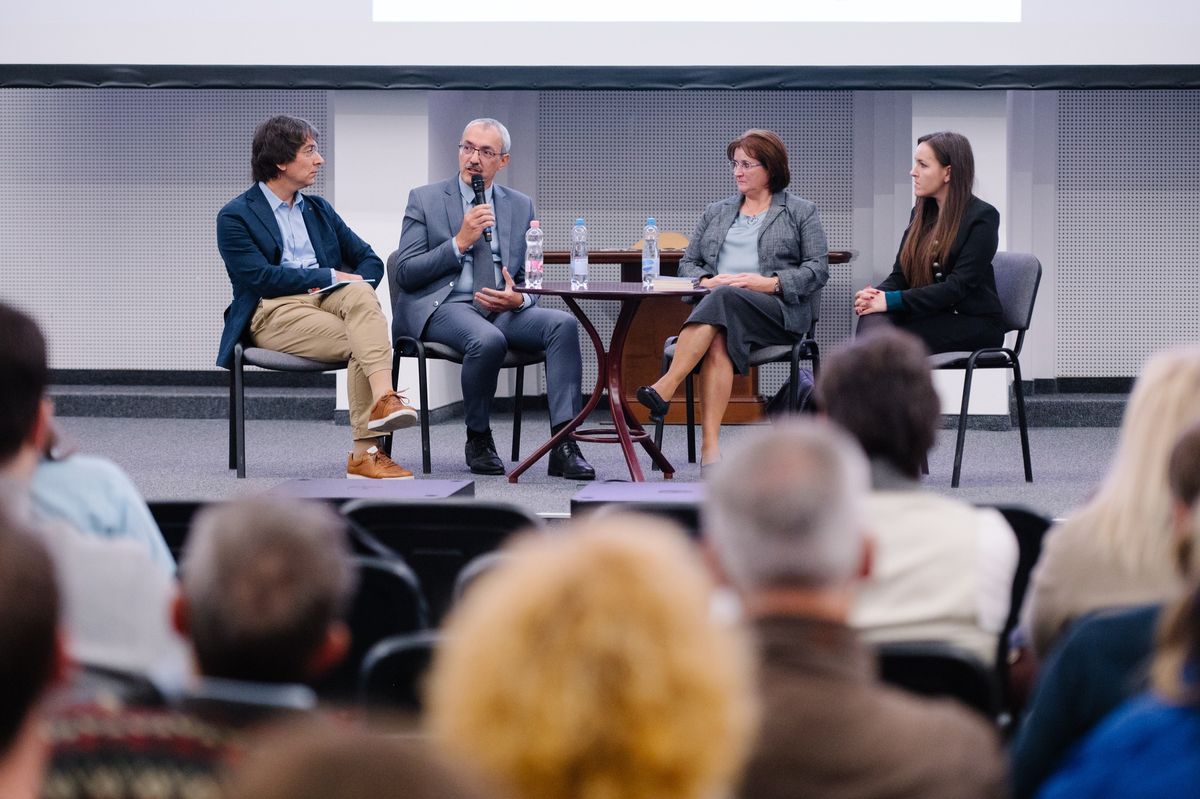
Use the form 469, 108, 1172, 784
535, 91, 855, 394
0, 89, 330, 370
1057, 91, 1200, 377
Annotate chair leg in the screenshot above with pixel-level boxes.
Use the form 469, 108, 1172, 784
384, 350, 402, 459
228, 366, 237, 470
1012, 359, 1033, 483
920, 455, 929, 475
417, 350, 432, 475
234, 349, 247, 479
511, 365, 524, 462
684, 373, 697, 464
789, 345, 802, 411
951, 364, 975, 488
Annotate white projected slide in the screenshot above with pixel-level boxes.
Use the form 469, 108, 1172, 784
373, 0, 1021, 23
2, 0, 1199, 69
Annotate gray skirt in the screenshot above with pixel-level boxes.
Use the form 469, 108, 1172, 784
683, 286, 799, 375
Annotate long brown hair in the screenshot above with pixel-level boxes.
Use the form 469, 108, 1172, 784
899, 131, 975, 288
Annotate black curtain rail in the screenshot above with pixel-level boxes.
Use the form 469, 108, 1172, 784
4, 64, 1200, 91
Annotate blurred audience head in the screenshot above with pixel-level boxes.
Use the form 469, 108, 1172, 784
705, 419, 870, 595
0, 514, 62, 758
817, 328, 939, 478
427, 514, 756, 799
226, 721, 492, 799
0, 302, 50, 469
1077, 346, 1200, 572
177, 496, 355, 684
1151, 422, 1200, 703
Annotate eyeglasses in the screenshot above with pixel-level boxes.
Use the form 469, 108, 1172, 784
730, 159, 763, 172
459, 143, 504, 161
300, 144, 319, 157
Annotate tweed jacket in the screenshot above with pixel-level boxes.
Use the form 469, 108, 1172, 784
678, 190, 829, 336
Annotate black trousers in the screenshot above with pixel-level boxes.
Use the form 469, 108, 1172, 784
856, 310, 1004, 354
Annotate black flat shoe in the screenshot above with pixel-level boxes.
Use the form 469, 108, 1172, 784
548, 438, 596, 481
636, 386, 670, 419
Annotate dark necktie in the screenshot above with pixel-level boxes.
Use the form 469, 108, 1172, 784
470, 197, 497, 313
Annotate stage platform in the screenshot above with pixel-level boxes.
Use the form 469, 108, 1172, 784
51, 410, 1117, 521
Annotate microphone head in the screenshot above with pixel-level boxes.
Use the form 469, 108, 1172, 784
471, 174, 486, 194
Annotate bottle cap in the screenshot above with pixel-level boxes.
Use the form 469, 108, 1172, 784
530, 220, 540, 228
646, 217, 656, 226
575, 218, 585, 225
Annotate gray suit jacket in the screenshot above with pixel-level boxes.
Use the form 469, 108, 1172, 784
678, 190, 829, 335
393, 176, 536, 338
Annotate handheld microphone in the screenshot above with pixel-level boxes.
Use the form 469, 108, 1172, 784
470, 174, 493, 242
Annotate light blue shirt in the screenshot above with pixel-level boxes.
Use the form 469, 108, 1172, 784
452, 178, 531, 310
31, 454, 176, 574
716, 212, 764, 274
257, 182, 320, 270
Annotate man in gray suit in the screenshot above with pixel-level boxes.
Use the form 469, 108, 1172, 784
394, 119, 593, 479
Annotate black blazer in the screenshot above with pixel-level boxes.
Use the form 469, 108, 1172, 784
877, 195, 1003, 322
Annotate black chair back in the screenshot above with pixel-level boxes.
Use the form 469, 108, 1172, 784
315, 555, 429, 701
877, 641, 999, 718
358, 630, 439, 717
147, 500, 206, 560
341, 499, 543, 622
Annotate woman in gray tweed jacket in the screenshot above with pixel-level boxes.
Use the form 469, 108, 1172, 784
637, 129, 829, 468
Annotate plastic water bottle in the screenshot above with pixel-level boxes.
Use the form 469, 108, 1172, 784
524, 220, 544, 289
570, 218, 589, 290
641, 217, 660, 288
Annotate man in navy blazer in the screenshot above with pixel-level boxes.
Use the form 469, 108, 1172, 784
216, 115, 417, 479
395, 118, 593, 479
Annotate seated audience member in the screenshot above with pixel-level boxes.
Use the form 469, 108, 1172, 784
0, 515, 64, 799
172, 495, 355, 729
426, 514, 756, 799
1011, 421, 1200, 799
32, 424, 174, 573
0, 302, 186, 689
816, 328, 1017, 664
705, 420, 1006, 799
226, 721, 493, 799
1021, 346, 1200, 657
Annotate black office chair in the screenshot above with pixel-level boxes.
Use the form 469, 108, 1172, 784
987, 504, 1053, 714
341, 499, 543, 623
146, 499, 206, 560
931, 252, 1042, 487
358, 630, 440, 716
315, 555, 430, 701
877, 641, 1000, 719
653, 290, 821, 464
228, 340, 347, 478
384, 250, 546, 473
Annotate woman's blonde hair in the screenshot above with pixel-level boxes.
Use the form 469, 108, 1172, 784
1064, 347, 1200, 572
426, 514, 757, 799
1150, 422, 1200, 703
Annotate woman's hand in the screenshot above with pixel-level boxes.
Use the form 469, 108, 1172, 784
854, 285, 887, 316
705, 273, 778, 293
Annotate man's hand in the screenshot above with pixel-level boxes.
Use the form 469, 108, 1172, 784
702, 273, 777, 292
333, 270, 364, 282
454, 204, 496, 252
475, 266, 524, 313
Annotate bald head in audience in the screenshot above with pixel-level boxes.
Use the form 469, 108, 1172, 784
705, 419, 871, 607
175, 496, 355, 684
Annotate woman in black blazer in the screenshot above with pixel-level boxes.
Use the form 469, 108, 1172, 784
854, 132, 1005, 353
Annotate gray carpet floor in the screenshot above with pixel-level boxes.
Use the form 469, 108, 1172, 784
53, 411, 1116, 520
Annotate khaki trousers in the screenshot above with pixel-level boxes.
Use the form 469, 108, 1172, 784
250, 282, 391, 441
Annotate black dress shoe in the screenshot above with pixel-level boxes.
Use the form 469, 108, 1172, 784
636, 386, 670, 419
465, 432, 505, 475
548, 438, 596, 481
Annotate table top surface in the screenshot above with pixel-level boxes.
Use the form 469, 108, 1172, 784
516, 280, 708, 299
